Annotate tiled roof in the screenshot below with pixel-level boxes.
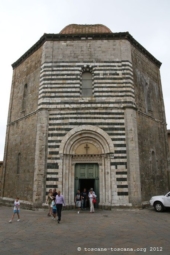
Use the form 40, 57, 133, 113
60, 24, 112, 34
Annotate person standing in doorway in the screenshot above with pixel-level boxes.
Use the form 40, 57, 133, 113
55, 191, 65, 223
75, 189, 82, 214
88, 188, 97, 213
81, 188, 87, 209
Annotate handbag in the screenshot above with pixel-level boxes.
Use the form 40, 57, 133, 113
93, 197, 97, 204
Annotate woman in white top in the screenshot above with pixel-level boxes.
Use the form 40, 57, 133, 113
88, 188, 96, 213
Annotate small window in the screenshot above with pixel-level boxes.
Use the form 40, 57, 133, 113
147, 89, 152, 111
145, 82, 152, 112
17, 153, 21, 174
82, 72, 92, 97
151, 151, 157, 173
22, 84, 28, 111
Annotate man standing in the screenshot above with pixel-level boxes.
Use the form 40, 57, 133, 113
55, 191, 65, 223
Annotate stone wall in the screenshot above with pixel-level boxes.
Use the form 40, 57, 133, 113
131, 46, 164, 119
167, 130, 170, 151
2, 114, 38, 201
2, 46, 43, 202
42, 39, 132, 63
167, 130, 170, 189
9, 47, 42, 122
131, 45, 168, 200
0, 161, 3, 196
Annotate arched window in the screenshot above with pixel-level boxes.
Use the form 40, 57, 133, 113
82, 72, 92, 97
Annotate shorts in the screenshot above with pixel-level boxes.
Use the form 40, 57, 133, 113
53, 209, 57, 214
76, 201, 81, 208
13, 209, 20, 214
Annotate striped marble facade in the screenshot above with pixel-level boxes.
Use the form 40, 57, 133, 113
39, 61, 135, 104
38, 61, 136, 205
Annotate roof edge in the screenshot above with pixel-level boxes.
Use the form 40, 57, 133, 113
60, 24, 112, 34
12, 32, 162, 69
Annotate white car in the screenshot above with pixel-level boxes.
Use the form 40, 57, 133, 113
150, 191, 170, 212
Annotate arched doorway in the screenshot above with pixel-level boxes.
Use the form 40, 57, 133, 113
59, 125, 114, 207
75, 163, 99, 206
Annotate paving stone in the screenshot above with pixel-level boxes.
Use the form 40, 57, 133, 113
0, 206, 170, 255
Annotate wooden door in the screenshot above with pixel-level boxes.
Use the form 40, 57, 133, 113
75, 163, 99, 201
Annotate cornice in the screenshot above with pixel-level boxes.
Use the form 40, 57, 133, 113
12, 32, 161, 69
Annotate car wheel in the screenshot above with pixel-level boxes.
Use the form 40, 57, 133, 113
154, 202, 164, 212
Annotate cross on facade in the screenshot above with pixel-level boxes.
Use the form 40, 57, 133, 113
84, 143, 89, 155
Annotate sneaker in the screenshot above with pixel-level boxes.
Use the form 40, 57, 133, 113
17, 219, 20, 221
77, 211, 79, 214
9, 220, 12, 223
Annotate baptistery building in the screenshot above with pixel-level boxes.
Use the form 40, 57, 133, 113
1, 24, 169, 208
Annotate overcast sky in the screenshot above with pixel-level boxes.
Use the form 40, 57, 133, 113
0, 0, 170, 160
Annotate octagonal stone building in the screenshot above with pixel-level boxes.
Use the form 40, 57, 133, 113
1, 24, 169, 208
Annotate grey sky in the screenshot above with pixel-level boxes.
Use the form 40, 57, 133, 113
0, 0, 170, 160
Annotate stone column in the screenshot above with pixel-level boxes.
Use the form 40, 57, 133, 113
58, 154, 63, 193
70, 162, 75, 205
124, 108, 141, 206
63, 155, 70, 205
99, 162, 103, 205
100, 156, 105, 205
105, 155, 111, 206
33, 110, 49, 207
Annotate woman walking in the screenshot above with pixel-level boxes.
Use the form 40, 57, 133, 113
47, 189, 53, 216
88, 188, 97, 213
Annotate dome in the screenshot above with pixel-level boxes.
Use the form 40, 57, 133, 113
60, 24, 112, 34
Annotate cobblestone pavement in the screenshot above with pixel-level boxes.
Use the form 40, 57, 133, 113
0, 206, 170, 255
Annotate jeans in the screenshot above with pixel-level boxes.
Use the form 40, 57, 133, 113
56, 204, 62, 221
82, 199, 87, 208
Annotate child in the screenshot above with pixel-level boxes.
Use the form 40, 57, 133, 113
75, 189, 82, 214
51, 198, 57, 219
9, 197, 20, 223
